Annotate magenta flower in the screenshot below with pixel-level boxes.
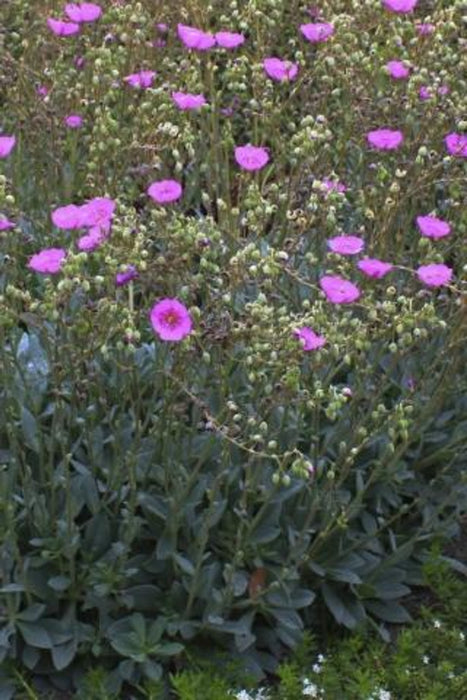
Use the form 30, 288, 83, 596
416, 23, 435, 35
357, 258, 393, 279
115, 265, 138, 287
64, 3, 102, 22
171, 92, 207, 110
234, 145, 269, 171
416, 263, 453, 288
64, 114, 83, 128
327, 235, 365, 256
386, 60, 410, 80
263, 57, 299, 82
300, 23, 334, 43
124, 71, 156, 89
36, 85, 49, 98
147, 179, 183, 204
416, 215, 451, 239
438, 85, 450, 96
294, 326, 326, 351
0, 135, 16, 158
47, 18, 80, 36
177, 24, 216, 51
215, 31, 245, 49
444, 133, 467, 158
419, 86, 431, 101
366, 128, 404, 150
321, 178, 347, 194
320, 275, 361, 304
28, 248, 66, 274
0, 216, 15, 230
77, 225, 108, 252
382, 0, 418, 12
51, 204, 83, 229
150, 298, 193, 341
79, 197, 116, 227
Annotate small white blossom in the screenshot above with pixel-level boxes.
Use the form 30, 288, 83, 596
378, 690, 391, 700
302, 680, 319, 697
433, 619, 441, 629
422, 655, 430, 665
317, 653, 325, 663
312, 663, 322, 674
459, 632, 465, 641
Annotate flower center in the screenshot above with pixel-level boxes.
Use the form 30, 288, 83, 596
163, 311, 179, 327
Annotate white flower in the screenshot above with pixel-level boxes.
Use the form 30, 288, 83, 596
422, 655, 430, 665
302, 681, 319, 697
312, 663, 322, 674
234, 691, 253, 700
459, 632, 465, 641
317, 654, 325, 663
433, 619, 441, 629
378, 690, 392, 700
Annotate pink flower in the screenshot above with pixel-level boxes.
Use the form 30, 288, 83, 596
215, 31, 245, 48
28, 248, 66, 274
0, 215, 15, 230
77, 225, 108, 252
321, 178, 347, 194
438, 85, 450, 96
79, 197, 116, 227
147, 179, 183, 204
357, 258, 393, 278
47, 18, 80, 36
150, 298, 193, 341
51, 204, 83, 229
416, 263, 453, 287
382, 0, 418, 12
300, 22, 334, 43
416, 23, 435, 35
0, 135, 16, 158
64, 3, 102, 22
419, 86, 431, 101
124, 71, 156, 89
171, 92, 207, 110
263, 57, 299, 82
177, 24, 216, 51
64, 114, 83, 128
327, 235, 365, 256
366, 128, 404, 150
294, 326, 326, 351
444, 133, 467, 158
36, 85, 49, 98
234, 145, 269, 171
320, 275, 361, 304
386, 60, 410, 80
416, 215, 451, 239
115, 265, 138, 287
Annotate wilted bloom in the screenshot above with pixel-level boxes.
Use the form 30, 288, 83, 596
300, 23, 334, 43
124, 71, 156, 89
444, 133, 467, 158
294, 326, 326, 350
386, 60, 410, 79
235, 144, 269, 171
65, 3, 102, 22
171, 91, 207, 110
320, 275, 361, 304
177, 24, 216, 50
64, 114, 83, 128
357, 258, 393, 278
115, 265, 138, 287
147, 179, 183, 203
150, 298, 193, 341
0, 135, 16, 158
215, 31, 245, 48
416, 23, 435, 35
382, 0, 418, 12
366, 128, 404, 150
416, 263, 453, 287
416, 215, 451, 239
327, 235, 365, 255
0, 215, 15, 230
263, 57, 298, 82
28, 248, 66, 274
47, 18, 80, 36
51, 203, 83, 229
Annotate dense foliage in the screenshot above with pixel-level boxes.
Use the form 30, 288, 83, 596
0, 0, 466, 695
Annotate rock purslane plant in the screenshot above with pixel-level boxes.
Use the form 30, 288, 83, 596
0, 0, 466, 694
